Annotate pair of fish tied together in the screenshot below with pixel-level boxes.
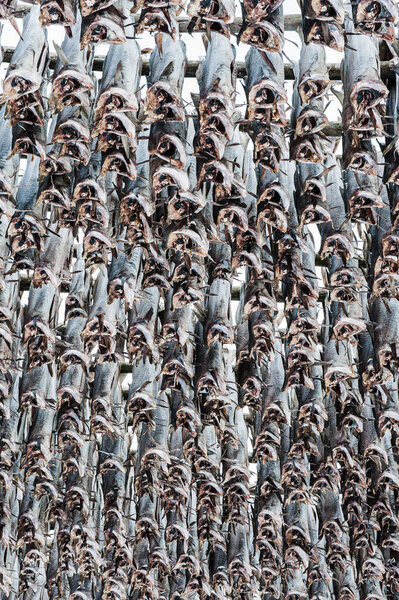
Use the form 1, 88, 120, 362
0, 0, 399, 598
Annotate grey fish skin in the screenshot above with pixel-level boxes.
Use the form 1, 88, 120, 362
3, 6, 48, 102
145, 35, 186, 122
245, 47, 287, 126
95, 26, 141, 118
296, 42, 330, 105
342, 10, 387, 136
50, 16, 94, 113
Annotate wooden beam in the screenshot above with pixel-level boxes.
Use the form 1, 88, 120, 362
1, 44, 395, 82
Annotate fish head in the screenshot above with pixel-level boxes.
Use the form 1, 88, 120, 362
240, 21, 283, 52
4, 66, 42, 100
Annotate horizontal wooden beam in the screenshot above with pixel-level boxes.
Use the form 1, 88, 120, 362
1, 43, 395, 82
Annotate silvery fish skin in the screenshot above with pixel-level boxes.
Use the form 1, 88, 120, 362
343, 11, 387, 136
245, 47, 287, 126
296, 42, 330, 104
197, 32, 235, 111
2, 1, 399, 598
50, 17, 94, 112
3, 6, 48, 101
145, 35, 186, 122
95, 29, 141, 118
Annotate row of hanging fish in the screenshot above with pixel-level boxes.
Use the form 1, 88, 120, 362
2, 0, 398, 44
0, 1, 398, 600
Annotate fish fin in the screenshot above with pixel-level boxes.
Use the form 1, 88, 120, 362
191, 92, 200, 110
9, 16, 21, 38
143, 307, 154, 322
53, 42, 69, 66
121, 135, 131, 157
114, 60, 123, 84
330, 85, 344, 105
259, 50, 277, 75
155, 32, 163, 57
211, 77, 221, 91
160, 60, 175, 79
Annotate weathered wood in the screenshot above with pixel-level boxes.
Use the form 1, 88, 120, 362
1, 45, 396, 82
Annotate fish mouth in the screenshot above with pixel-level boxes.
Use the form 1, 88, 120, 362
249, 81, 287, 108
52, 71, 93, 110
80, 0, 116, 16
344, 150, 377, 175
217, 207, 248, 230
153, 136, 186, 168
81, 17, 126, 47
153, 104, 185, 121
304, 20, 344, 51
60, 141, 91, 165
298, 75, 330, 104
350, 81, 388, 114
146, 83, 181, 111
96, 87, 138, 117
355, 0, 397, 23
309, 0, 344, 21
295, 110, 328, 136
137, 10, 175, 35
39, 2, 75, 25
73, 180, 105, 204
11, 137, 46, 160
7, 94, 45, 126
4, 72, 42, 99
291, 137, 324, 163
39, 154, 72, 179
258, 184, 289, 210
101, 152, 137, 179
202, 114, 233, 140
200, 94, 233, 116
38, 188, 70, 209
53, 120, 90, 143
240, 22, 283, 52
385, 164, 399, 185
194, 0, 234, 22
197, 132, 226, 160
255, 147, 281, 172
